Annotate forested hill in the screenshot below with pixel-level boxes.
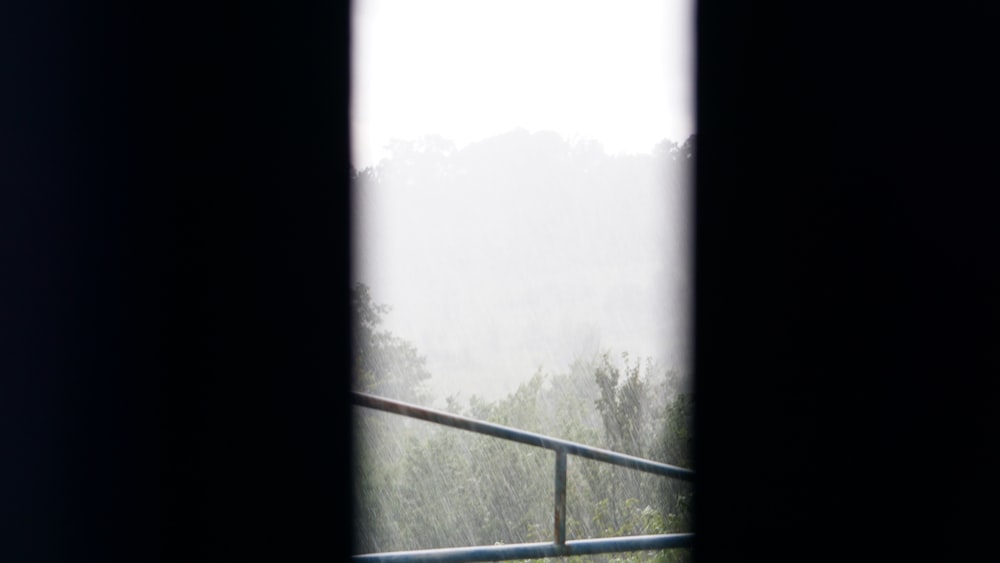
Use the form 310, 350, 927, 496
351, 130, 695, 403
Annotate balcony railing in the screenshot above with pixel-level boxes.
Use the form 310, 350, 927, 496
352, 391, 694, 562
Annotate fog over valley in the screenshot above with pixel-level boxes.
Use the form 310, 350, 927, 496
352, 129, 693, 405
351, 0, 694, 406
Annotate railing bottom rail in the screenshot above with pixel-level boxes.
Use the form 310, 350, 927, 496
353, 533, 694, 562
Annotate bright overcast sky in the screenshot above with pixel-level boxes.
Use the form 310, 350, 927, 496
351, 0, 695, 403
351, 0, 694, 169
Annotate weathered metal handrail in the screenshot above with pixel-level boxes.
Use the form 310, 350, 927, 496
352, 391, 694, 562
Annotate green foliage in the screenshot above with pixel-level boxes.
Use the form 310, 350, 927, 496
352, 282, 431, 405
594, 352, 654, 457
353, 289, 694, 562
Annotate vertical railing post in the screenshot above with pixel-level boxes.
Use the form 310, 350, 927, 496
554, 449, 567, 545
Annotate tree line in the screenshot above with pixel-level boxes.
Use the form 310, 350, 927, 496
352, 284, 693, 563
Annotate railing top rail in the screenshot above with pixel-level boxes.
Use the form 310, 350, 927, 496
352, 391, 694, 481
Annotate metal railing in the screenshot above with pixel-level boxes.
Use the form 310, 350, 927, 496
352, 391, 694, 562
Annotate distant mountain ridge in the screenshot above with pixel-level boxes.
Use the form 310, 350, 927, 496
352, 129, 694, 404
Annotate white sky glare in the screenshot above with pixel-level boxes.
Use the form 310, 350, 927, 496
351, 0, 694, 404
351, 0, 693, 169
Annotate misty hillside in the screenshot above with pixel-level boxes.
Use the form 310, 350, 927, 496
352, 129, 694, 403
